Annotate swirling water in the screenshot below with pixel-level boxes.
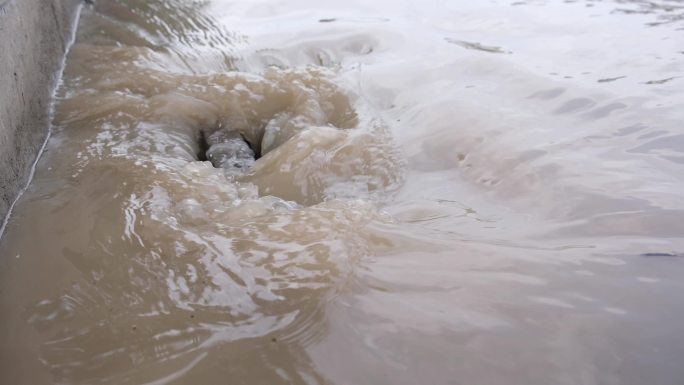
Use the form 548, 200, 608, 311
1, 0, 684, 384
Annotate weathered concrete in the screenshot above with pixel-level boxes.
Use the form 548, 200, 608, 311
0, 0, 81, 225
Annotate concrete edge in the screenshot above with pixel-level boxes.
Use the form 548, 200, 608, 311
0, 0, 83, 238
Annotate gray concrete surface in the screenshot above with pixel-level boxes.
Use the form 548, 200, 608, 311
0, 0, 81, 226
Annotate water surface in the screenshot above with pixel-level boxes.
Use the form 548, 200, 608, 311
1, 0, 684, 384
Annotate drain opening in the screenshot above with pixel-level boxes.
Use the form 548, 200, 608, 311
198, 128, 257, 171
197, 130, 209, 162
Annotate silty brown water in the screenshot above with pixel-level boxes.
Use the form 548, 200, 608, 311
1, 0, 684, 384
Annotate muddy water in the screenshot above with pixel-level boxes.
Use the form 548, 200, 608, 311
2, 0, 684, 384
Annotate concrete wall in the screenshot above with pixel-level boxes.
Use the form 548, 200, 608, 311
0, 0, 81, 223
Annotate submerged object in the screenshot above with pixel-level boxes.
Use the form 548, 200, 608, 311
204, 129, 255, 171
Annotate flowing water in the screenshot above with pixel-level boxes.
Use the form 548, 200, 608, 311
2, 0, 684, 384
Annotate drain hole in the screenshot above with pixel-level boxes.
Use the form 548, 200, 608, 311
198, 129, 256, 171
197, 130, 209, 162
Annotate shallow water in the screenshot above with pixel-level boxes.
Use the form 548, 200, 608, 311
1, 0, 684, 384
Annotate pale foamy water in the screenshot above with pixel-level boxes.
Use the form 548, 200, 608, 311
1, 0, 684, 384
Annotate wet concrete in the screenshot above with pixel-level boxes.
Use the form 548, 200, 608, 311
0, 0, 81, 225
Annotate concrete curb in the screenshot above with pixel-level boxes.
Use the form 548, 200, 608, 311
0, 0, 82, 233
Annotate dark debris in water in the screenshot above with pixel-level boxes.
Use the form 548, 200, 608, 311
597, 76, 627, 83
640, 252, 684, 258
644, 76, 678, 85
319, 16, 389, 23
445, 38, 512, 54
606, 0, 684, 27
513, 0, 684, 28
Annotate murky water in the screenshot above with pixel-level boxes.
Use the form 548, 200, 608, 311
2, 0, 684, 384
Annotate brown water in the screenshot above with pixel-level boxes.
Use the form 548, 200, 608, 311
2, 0, 684, 384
